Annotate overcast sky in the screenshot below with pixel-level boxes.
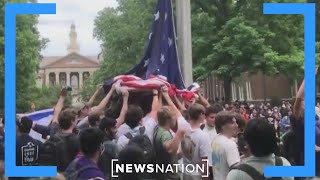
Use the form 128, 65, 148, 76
37, 0, 118, 57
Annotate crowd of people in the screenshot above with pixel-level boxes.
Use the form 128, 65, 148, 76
0, 75, 319, 180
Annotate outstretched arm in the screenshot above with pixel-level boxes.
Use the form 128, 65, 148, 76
293, 80, 304, 119
149, 89, 160, 120
164, 129, 186, 154
173, 95, 186, 112
116, 88, 129, 128
90, 84, 116, 116
86, 84, 103, 108
51, 89, 68, 124
197, 93, 210, 108
294, 66, 318, 119
162, 86, 182, 119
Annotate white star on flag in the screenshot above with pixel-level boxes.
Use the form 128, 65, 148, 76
154, 11, 160, 21
165, 13, 168, 21
160, 54, 165, 64
168, 37, 173, 47
149, 32, 153, 40
144, 59, 149, 67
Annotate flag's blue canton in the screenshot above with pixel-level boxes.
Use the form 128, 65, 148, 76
126, 0, 185, 89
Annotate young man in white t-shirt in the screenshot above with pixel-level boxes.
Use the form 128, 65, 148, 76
211, 111, 240, 180
181, 103, 210, 180
116, 105, 145, 150
201, 104, 224, 180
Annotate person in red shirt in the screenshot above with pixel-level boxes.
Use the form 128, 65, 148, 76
239, 104, 249, 123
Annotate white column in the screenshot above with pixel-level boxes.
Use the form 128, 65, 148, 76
55, 72, 59, 86
223, 87, 225, 101
45, 72, 49, 86
176, 0, 193, 86
246, 82, 249, 100
241, 86, 244, 100
232, 83, 235, 101
79, 72, 83, 88
219, 83, 222, 102
215, 84, 218, 100
66, 72, 70, 86
249, 81, 252, 100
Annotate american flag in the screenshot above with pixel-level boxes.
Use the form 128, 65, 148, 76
125, 0, 185, 89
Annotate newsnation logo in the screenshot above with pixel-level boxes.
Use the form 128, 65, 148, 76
111, 159, 209, 178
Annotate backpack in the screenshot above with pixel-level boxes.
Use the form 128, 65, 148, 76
232, 156, 283, 180
63, 158, 97, 180
280, 130, 295, 163
181, 135, 196, 161
39, 134, 70, 172
98, 140, 119, 179
125, 126, 155, 164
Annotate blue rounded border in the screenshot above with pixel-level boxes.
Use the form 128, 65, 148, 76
263, 3, 316, 177
4, 2, 316, 178
5, 3, 57, 177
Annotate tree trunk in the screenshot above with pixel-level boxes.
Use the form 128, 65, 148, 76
224, 77, 232, 104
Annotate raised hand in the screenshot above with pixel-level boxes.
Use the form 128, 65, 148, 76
60, 88, 68, 97
96, 84, 103, 91
121, 88, 129, 97
161, 86, 169, 96
176, 128, 187, 138
153, 89, 158, 95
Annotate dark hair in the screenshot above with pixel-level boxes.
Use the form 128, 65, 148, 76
188, 104, 205, 121
125, 105, 143, 129
18, 117, 33, 133
118, 144, 145, 180
99, 117, 117, 132
215, 111, 235, 133
58, 108, 77, 130
157, 106, 172, 126
181, 109, 189, 121
244, 118, 278, 157
88, 114, 100, 127
233, 112, 246, 132
79, 128, 104, 157
281, 108, 289, 117
205, 104, 223, 116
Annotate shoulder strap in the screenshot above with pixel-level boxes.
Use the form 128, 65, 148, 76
65, 158, 97, 179
124, 132, 133, 140
125, 127, 146, 140
153, 125, 159, 142
266, 156, 283, 180
261, 157, 283, 180
234, 164, 265, 180
76, 163, 98, 177
54, 133, 69, 142
200, 124, 205, 130
275, 156, 283, 166
139, 126, 146, 134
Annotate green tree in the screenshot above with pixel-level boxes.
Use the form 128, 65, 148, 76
15, 14, 48, 113
93, 0, 156, 83
191, 0, 305, 102
307, 0, 320, 42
